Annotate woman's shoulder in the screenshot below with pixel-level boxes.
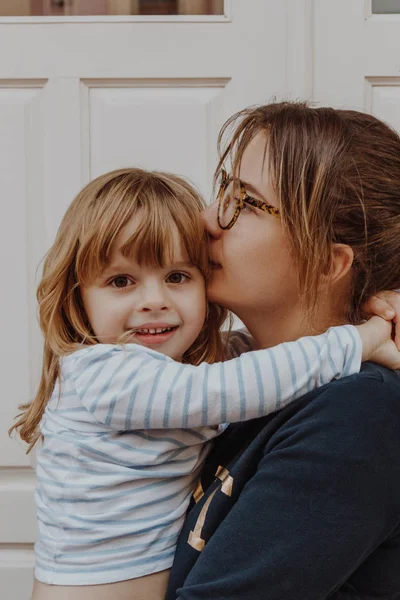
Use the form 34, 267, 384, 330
327, 361, 400, 396
224, 328, 256, 358
304, 361, 400, 412
284, 363, 400, 453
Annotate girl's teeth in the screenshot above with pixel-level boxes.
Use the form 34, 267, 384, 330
137, 327, 174, 335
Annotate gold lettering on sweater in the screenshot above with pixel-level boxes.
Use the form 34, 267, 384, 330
188, 488, 218, 551
187, 466, 234, 552
216, 465, 234, 497
192, 479, 204, 504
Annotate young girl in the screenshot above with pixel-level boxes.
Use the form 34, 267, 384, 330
9, 168, 390, 600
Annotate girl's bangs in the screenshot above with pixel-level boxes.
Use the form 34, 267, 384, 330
74, 197, 140, 285
120, 201, 207, 270
74, 174, 207, 283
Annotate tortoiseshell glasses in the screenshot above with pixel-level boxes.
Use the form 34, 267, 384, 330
216, 169, 280, 230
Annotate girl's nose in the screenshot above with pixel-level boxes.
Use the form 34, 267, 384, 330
202, 201, 222, 240
136, 283, 170, 312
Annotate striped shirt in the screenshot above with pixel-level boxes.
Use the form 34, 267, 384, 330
35, 325, 361, 585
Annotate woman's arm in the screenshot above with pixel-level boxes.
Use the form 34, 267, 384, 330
67, 324, 362, 430
172, 369, 400, 599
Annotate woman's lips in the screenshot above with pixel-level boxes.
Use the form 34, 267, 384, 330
210, 260, 222, 269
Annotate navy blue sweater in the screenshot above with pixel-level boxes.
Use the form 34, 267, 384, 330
166, 363, 400, 599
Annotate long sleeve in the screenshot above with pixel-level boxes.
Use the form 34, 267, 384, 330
64, 324, 361, 430
171, 368, 400, 599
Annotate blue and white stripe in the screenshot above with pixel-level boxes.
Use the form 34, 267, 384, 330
34, 324, 361, 585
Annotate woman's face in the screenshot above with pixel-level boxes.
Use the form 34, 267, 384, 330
203, 132, 301, 328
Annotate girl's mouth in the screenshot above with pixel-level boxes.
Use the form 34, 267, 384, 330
132, 326, 179, 345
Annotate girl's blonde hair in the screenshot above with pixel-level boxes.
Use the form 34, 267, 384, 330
10, 168, 228, 451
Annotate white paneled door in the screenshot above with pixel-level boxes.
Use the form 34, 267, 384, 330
3, 0, 399, 596
0, 1, 299, 597
313, 0, 400, 132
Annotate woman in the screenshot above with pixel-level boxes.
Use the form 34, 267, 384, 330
166, 102, 400, 599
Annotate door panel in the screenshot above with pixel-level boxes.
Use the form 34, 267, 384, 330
313, 0, 400, 135
0, 1, 290, 596
3, 2, 398, 596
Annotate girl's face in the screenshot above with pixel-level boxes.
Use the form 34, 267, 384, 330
80, 213, 207, 361
203, 133, 301, 332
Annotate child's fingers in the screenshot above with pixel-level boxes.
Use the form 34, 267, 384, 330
374, 340, 400, 371
362, 294, 395, 320
380, 291, 400, 351
394, 315, 400, 353
362, 291, 400, 351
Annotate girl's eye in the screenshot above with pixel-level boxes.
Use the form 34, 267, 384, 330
167, 272, 188, 284
110, 276, 134, 288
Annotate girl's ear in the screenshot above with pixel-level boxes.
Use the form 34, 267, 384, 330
322, 243, 354, 285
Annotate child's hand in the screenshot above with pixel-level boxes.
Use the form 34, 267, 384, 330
362, 291, 400, 350
356, 316, 400, 370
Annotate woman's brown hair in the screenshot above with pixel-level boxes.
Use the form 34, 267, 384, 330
10, 168, 228, 451
216, 102, 400, 321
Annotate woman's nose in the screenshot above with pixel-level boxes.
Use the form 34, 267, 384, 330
202, 201, 222, 240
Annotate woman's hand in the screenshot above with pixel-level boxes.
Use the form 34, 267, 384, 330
362, 291, 400, 350
356, 316, 400, 370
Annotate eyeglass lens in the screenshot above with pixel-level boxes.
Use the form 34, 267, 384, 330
218, 180, 240, 228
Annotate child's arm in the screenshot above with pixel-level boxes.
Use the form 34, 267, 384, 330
66, 324, 367, 430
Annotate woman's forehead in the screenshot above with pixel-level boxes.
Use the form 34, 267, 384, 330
237, 133, 278, 205
238, 133, 269, 181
